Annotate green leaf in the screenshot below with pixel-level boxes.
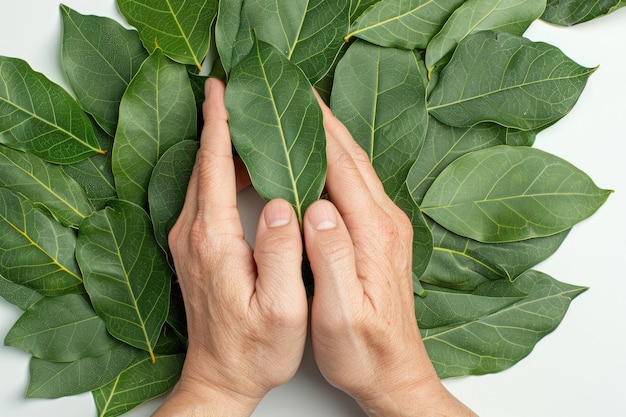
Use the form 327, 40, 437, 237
5, 294, 119, 362
0, 56, 104, 164
112, 49, 197, 209
26, 343, 137, 399
421, 145, 612, 243
93, 352, 184, 417
230, 0, 351, 84
425, 0, 547, 70
0, 188, 83, 296
76, 199, 171, 360
0, 275, 44, 311
346, 0, 465, 50
542, 0, 626, 25
0, 144, 95, 227
60, 5, 149, 136
407, 117, 507, 207
214, 0, 245, 75
148, 139, 198, 253
116, 0, 217, 70
63, 121, 116, 211
350, 0, 382, 22
427, 31, 597, 131
422, 220, 569, 290
422, 270, 587, 378
225, 39, 326, 223
330, 40, 427, 199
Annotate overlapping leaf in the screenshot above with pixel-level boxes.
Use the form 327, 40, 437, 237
0, 144, 94, 227
421, 146, 612, 243
346, 0, 465, 49
0, 187, 83, 296
0, 56, 104, 164
225, 39, 326, 223
428, 31, 597, 131
112, 49, 197, 209
542, 0, 626, 25
116, 0, 217, 70
422, 270, 586, 378
76, 199, 171, 360
93, 352, 184, 417
330, 40, 427, 198
0, 275, 43, 311
5, 294, 119, 362
350, 0, 382, 21
214, 0, 245, 75
60, 5, 149, 136
425, 0, 547, 70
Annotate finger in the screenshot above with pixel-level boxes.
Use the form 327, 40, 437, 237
195, 78, 242, 235
253, 199, 306, 310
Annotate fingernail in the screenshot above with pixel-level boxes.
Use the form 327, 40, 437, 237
308, 201, 337, 231
265, 199, 293, 228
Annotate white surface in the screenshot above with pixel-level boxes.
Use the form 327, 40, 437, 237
0, 1, 625, 416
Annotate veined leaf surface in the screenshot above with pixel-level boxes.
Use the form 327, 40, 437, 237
116, 0, 217, 70
330, 40, 427, 199
225, 39, 326, 223
425, 0, 546, 69
422, 270, 586, 378
93, 352, 184, 417
0, 188, 83, 296
5, 294, 119, 362
214, 0, 244, 75
542, 0, 626, 25
0, 56, 103, 164
76, 200, 171, 360
60, 5, 149, 136
0, 144, 94, 227
350, 0, 382, 22
0, 275, 44, 311
427, 31, 596, 131
112, 49, 197, 209
346, 0, 465, 49
421, 146, 612, 243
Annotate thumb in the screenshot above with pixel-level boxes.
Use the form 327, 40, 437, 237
253, 199, 305, 304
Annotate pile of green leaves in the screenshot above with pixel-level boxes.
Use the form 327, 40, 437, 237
0, 0, 618, 415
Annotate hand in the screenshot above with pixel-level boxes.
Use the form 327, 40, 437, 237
153, 78, 308, 417
304, 97, 478, 417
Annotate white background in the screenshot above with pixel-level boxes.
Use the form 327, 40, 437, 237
0, 1, 624, 416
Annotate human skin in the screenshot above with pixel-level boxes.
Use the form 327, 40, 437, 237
152, 78, 477, 417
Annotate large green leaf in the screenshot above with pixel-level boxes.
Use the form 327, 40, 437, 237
0, 188, 83, 296
225, 39, 326, 223
422, 221, 569, 290
93, 352, 184, 417
148, 139, 198, 253
26, 343, 137, 399
422, 270, 586, 378
421, 145, 612, 243
112, 49, 197, 209
60, 5, 149, 136
116, 0, 217, 70
0, 275, 44, 311
5, 294, 119, 362
0, 56, 104, 164
427, 31, 596, 131
229, 0, 351, 84
330, 40, 427, 199
0, 144, 94, 227
76, 199, 171, 360
345, 0, 465, 50
542, 0, 626, 25
214, 0, 245, 75
350, 0, 382, 21
425, 0, 547, 70
407, 117, 507, 207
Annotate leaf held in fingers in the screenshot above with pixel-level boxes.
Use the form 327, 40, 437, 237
60, 5, 149, 136
0, 188, 83, 296
76, 199, 171, 359
116, 0, 217, 70
225, 38, 326, 223
427, 31, 596, 131
5, 294, 119, 362
421, 145, 612, 243
0, 56, 103, 164
112, 49, 197, 209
